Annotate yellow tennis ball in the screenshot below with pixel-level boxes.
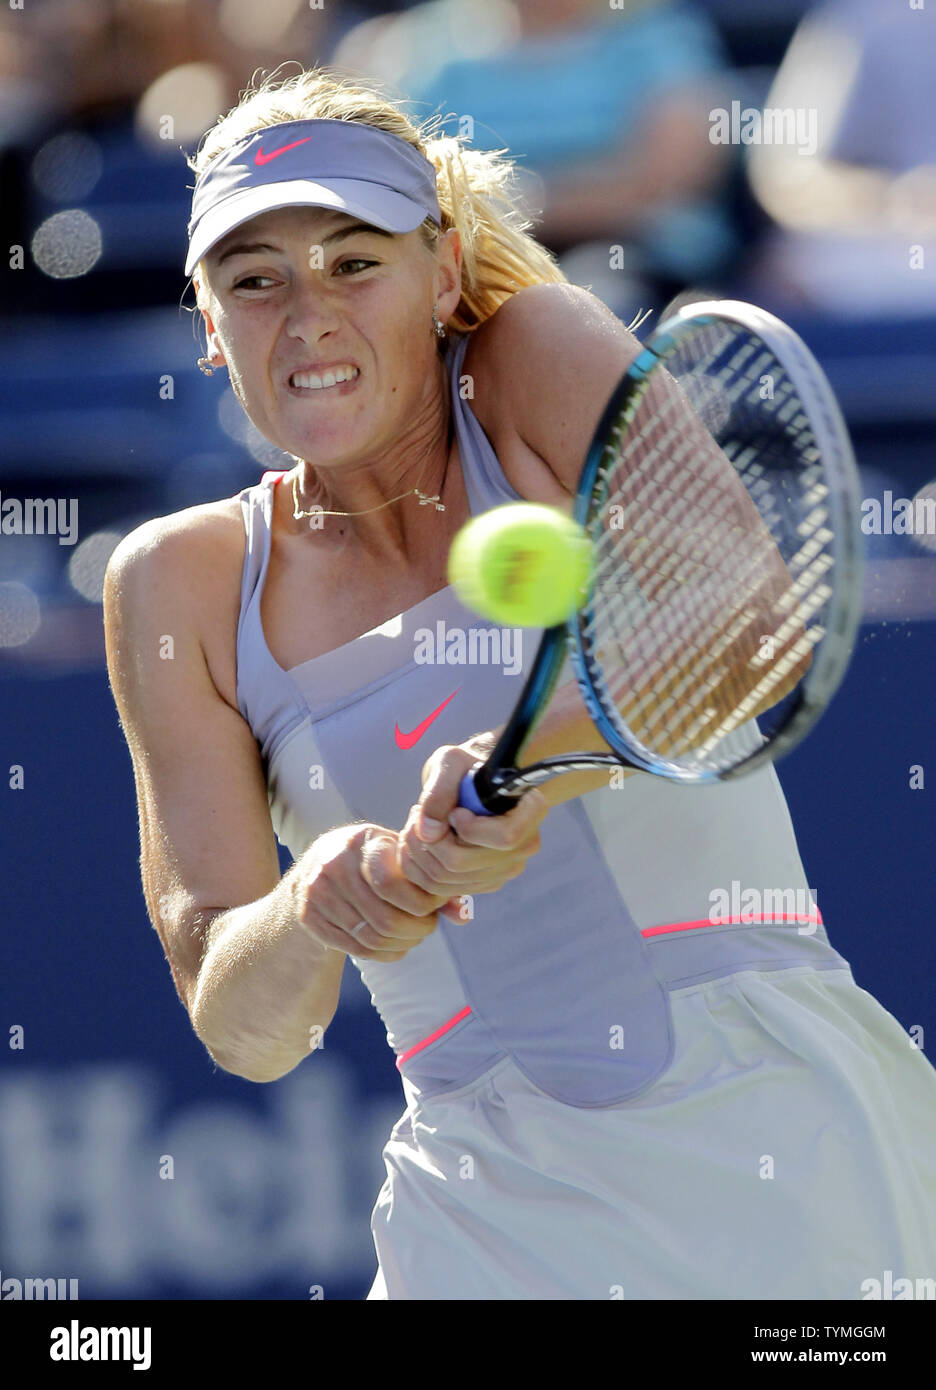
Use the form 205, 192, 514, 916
447, 503, 592, 627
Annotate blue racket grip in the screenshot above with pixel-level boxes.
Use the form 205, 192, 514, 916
458, 768, 495, 816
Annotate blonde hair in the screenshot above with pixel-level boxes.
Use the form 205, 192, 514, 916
188, 62, 568, 333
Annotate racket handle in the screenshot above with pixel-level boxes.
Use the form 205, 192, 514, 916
457, 765, 524, 816
458, 769, 494, 816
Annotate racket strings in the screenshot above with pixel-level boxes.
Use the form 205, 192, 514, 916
582, 324, 838, 772
615, 486, 818, 754
592, 374, 789, 747
593, 377, 775, 656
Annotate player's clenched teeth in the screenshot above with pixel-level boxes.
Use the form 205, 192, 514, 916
290, 366, 360, 390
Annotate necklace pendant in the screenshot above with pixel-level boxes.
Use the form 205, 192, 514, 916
415, 490, 445, 511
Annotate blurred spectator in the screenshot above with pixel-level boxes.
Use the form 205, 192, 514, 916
743, 0, 936, 317
0, 0, 332, 313
333, 0, 741, 315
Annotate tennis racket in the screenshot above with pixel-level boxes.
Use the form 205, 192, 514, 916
458, 298, 863, 816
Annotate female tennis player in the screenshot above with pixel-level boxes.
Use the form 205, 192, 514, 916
103, 65, 936, 1300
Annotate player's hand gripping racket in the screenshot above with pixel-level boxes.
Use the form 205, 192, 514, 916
458, 299, 863, 815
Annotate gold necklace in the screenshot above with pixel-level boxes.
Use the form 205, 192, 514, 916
291, 467, 446, 519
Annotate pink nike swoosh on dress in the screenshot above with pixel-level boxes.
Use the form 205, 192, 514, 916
394, 690, 459, 750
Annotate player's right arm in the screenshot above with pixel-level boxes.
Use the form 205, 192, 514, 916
102, 512, 446, 1083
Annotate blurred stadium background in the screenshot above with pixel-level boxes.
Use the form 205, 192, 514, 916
1, 0, 934, 1300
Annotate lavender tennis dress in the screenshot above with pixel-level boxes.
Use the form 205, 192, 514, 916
233, 330, 936, 1299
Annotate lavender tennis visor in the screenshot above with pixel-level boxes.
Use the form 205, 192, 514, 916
185, 118, 441, 277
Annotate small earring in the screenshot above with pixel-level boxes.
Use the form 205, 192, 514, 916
432, 303, 447, 339
198, 334, 220, 375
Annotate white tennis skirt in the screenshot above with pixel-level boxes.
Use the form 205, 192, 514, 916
365, 965, 936, 1299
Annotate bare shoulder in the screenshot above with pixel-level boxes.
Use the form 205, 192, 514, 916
106, 494, 244, 586
463, 283, 644, 497
464, 283, 640, 407
104, 493, 246, 711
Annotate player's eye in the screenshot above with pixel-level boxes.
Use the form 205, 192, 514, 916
335, 259, 377, 275
233, 274, 277, 291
